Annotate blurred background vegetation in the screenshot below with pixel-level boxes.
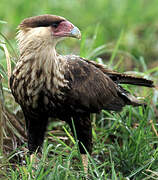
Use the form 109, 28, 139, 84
1, 0, 158, 63
0, 0, 158, 179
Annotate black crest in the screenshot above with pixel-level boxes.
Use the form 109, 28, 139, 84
19, 14, 65, 28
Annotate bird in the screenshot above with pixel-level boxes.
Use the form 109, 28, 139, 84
10, 14, 154, 172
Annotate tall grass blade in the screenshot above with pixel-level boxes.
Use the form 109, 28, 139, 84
0, 43, 11, 87
109, 29, 124, 66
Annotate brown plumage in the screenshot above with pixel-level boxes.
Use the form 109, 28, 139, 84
10, 15, 154, 161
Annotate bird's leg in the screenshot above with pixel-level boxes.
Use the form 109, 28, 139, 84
30, 153, 39, 178
23, 109, 49, 152
30, 153, 36, 163
23, 109, 49, 168
69, 114, 92, 173
30, 153, 39, 171
81, 154, 88, 173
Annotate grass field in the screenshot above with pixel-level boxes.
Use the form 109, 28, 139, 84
0, 0, 158, 179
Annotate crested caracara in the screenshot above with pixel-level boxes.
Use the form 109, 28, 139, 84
10, 14, 154, 171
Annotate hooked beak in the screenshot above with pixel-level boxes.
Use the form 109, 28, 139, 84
70, 26, 81, 40
53, 20, 81, 40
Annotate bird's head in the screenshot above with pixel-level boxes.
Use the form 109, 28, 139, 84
17, 14, 81, 52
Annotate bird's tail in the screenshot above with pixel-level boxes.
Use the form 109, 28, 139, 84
107, 73, 154, 87
117, 85, 147, 107
86, 59, 154, 87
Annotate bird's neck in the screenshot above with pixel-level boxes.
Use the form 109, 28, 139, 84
18, 40, 59, 72
16, 28, 65, 76
14, 38, 68, 94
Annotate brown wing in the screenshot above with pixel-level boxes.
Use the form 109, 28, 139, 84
82, 58, 154, 87
64, 55, 129, 113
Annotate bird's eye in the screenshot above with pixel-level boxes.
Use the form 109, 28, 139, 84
52, 22, 60, 28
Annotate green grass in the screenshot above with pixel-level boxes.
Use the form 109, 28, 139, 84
0, 0, 158, 179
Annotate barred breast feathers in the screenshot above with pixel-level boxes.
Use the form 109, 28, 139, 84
12, 28, 68, 106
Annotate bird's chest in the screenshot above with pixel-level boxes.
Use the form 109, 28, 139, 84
11, 55, 68, 111
12, 69, 68, 110
11, 72, 44, 108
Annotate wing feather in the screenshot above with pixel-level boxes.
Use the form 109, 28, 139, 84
64, 56, 126, 113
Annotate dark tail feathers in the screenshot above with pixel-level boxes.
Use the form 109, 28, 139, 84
85, 59, 154, 87
107, 73, 154, 87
